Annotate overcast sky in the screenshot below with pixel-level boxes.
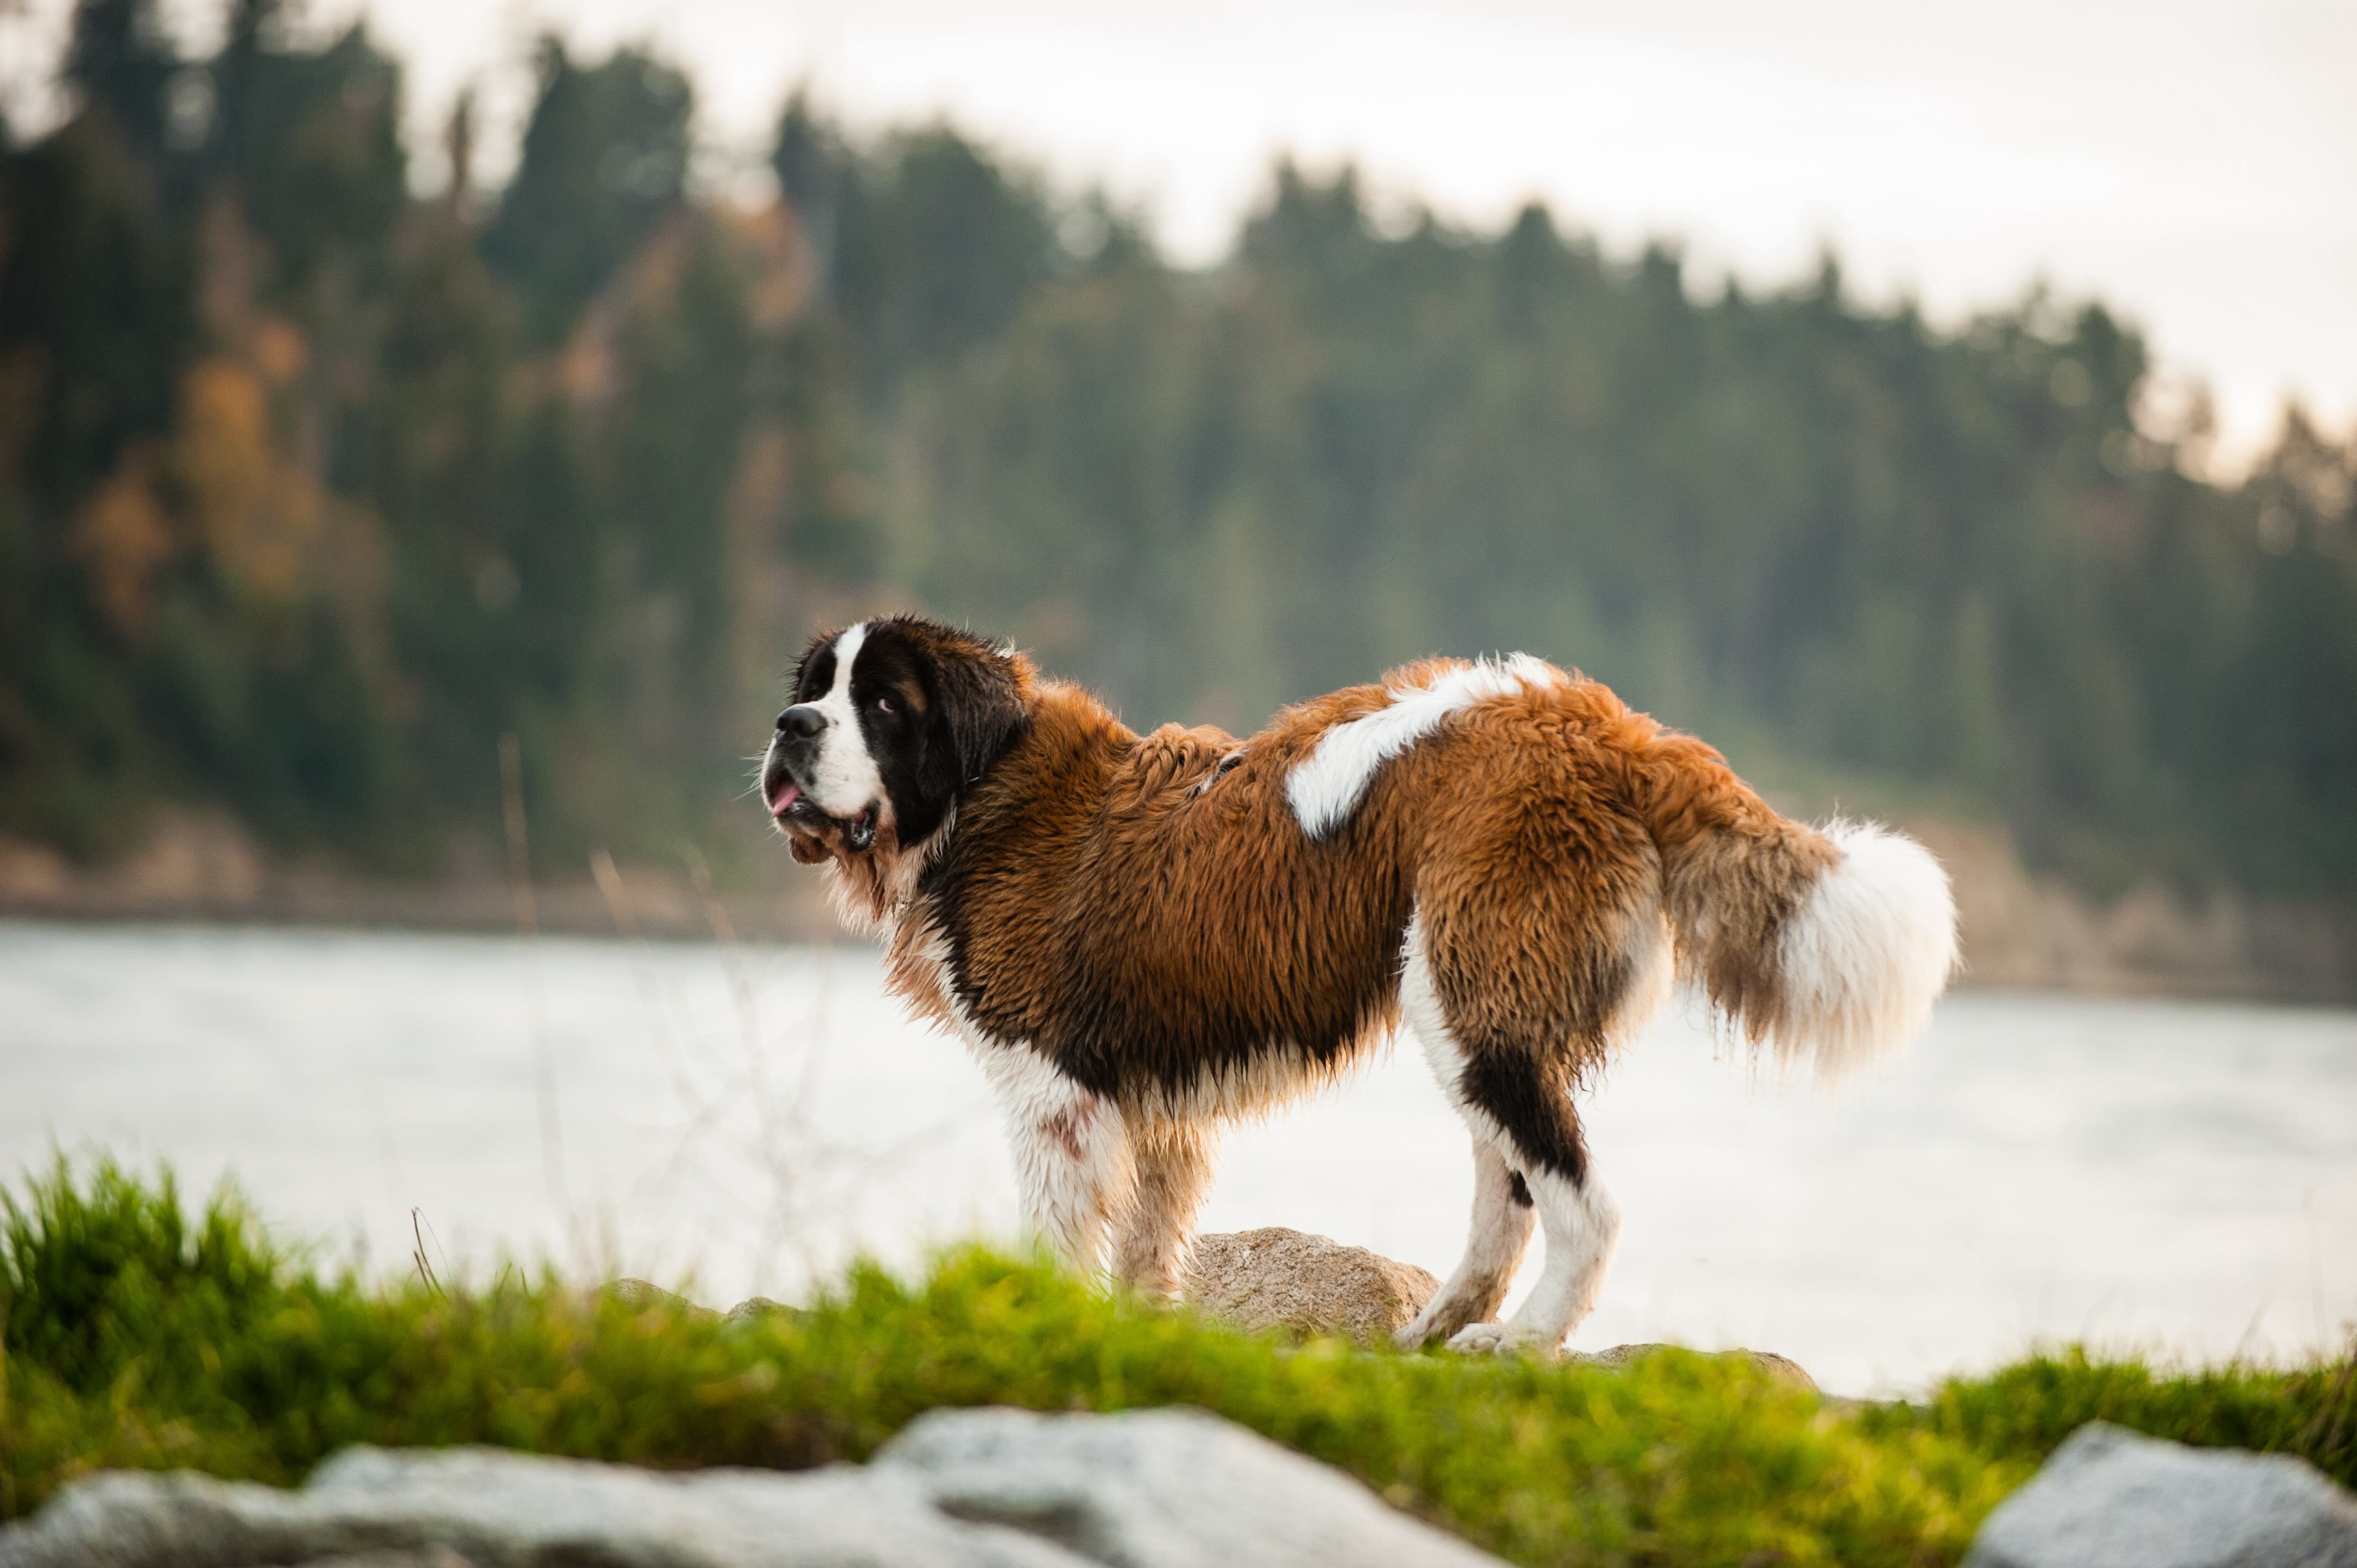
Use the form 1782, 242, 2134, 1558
7, 0, 2351, 467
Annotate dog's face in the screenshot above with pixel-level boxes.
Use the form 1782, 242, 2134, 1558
761, 616, 1028, 864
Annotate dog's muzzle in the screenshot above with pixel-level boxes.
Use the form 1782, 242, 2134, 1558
764, 706, 879, 853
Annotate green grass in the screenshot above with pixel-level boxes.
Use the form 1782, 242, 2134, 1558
2, 1157, 2348, 1565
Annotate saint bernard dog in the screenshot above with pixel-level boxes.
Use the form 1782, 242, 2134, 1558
760, 614, 1958, 1354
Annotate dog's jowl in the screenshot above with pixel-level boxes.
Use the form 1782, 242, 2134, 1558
759, 615, 1958, 1354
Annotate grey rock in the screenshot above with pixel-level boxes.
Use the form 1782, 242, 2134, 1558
1566, 1342, 1820, 1394
602, 1280, 800, 1329
723, 1295, 797, 1327
0, 1444, 1074, 1568
0, 1407, 1505, 1568
1181, 1230, 1817, 1389
876, 1405, 1500, 1567
1185, 1227, 1439, 1346
1965, 1421, 2357, 1568
600, 1277, 714, 1320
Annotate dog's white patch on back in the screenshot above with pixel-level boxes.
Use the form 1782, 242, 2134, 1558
1773, 819, 1959, 1082
804, 621, 887, 817
1287, 654, 1560, 839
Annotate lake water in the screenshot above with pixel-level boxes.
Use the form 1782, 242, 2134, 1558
4, 916, 2353, 1397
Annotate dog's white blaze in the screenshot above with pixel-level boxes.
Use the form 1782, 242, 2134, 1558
1772, 819, 1959, 1082
804, 621, 888, 818
1398, 909, 1635, 1354
1286, 653, 1561, 839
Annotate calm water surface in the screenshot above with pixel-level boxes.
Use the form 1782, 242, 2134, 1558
4, 916, 2353, 1396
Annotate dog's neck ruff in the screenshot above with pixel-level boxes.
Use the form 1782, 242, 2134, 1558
1284, 653, 1561, 839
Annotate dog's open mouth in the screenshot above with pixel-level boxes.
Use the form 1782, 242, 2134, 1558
769, 780, 881, 853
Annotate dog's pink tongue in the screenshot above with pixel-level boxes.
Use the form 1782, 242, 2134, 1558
770, 781, 801, 818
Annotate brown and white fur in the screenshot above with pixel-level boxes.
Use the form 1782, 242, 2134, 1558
760, 615, 1958, 1353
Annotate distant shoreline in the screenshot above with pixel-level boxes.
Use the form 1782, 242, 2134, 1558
0, 879, 833, 948
0, 812, 836, 950
5, 812, 2353, 1004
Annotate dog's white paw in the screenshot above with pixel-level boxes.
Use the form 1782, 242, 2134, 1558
1444, 1322, 1561, 1356
1445, 1322, 1511, 1353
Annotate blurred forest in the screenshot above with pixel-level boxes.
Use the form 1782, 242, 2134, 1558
4, 0, 2354, 911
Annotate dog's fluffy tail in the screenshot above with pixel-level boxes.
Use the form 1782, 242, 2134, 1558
1637, 732, 1959, 1081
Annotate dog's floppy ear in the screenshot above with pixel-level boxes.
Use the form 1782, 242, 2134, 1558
919, 643, 1030, 804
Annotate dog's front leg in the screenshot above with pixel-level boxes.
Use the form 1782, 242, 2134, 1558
972, 1041, 1136, 1275
1111, 1116, 1215, 1299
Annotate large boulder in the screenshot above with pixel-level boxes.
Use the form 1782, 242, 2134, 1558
879, 1405, 1499, 1566
1184, 1227, 1438, 1345
1965, 1421, 2357, 1568
0, 1446, 1034, 1568
0, 1406, 1505, 1568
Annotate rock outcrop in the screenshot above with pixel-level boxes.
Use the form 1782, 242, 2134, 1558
1566, 1342, 1820, 1394
887, 1404, 1501, 1566
1184, 1227, 1439, 1346
1965, 1421, 2357, 1568
1181, 1230, 1824, 1394
602, 1278, 711, 1318
601, 1280, 796, 1328
0, 1406, 1506, 1568
610, 1243, 1823, 1388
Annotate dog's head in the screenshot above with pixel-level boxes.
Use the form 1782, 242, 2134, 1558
761, 616, 1030, 866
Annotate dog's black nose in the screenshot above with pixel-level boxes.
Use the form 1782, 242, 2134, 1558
777, 704, 826, 738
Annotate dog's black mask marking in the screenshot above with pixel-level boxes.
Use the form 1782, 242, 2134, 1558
780, 616, 1029, 851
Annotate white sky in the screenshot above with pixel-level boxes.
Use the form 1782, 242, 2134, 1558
5, 0, 2351, 467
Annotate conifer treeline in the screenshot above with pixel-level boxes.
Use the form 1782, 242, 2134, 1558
4, 0, 2353, 898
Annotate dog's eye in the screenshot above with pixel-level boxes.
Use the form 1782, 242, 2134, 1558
872, 694, 894, 714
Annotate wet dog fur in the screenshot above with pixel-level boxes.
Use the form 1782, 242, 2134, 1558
760, 614, 1958, 1353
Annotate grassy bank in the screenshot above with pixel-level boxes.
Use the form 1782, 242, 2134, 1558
3, 1159, 2349, 1565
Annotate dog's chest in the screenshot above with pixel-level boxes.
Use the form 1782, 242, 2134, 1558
879, 905, 961, 1035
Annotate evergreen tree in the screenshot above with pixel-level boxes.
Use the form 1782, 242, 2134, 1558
481, 40, 692, 347
3, 15, 2353, 917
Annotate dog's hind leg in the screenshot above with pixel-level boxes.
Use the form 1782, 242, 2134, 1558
1411, 1029, 1622, 1356
1442, 1096, 1620, 1356
972, 1042, 1137, 1276
1399, 895, 1651, 1354
1110, 1116, 1216, 1299
1393, 1133, 1536, 1347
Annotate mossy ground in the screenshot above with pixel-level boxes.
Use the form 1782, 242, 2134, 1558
3, 1158, 2349, 1566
